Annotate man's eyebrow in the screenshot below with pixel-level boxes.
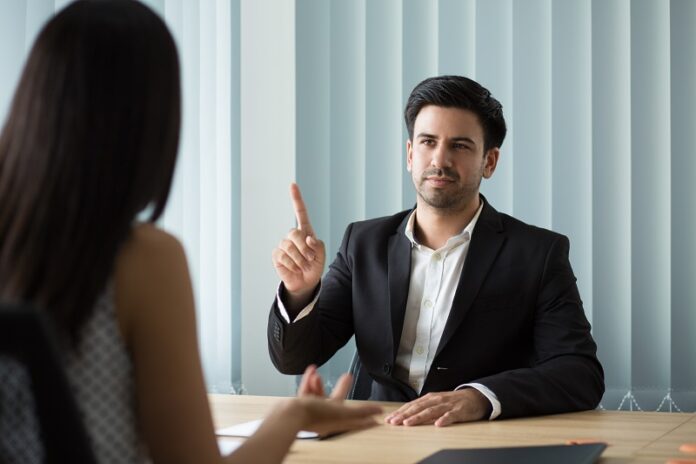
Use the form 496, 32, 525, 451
451, 136, 476, 146
416, 133, 477, 146
416, 132, 438, 139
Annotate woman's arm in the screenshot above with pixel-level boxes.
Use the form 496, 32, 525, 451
115, 224, 223, 463
114, 224, 380, 464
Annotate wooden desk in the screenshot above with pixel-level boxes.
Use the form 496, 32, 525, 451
210, 394, 696, 463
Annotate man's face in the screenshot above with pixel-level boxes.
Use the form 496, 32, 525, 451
407, 105, 499, 212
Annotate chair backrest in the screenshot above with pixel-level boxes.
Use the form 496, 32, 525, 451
348, 350, 373, 400
0, 303, 97, 464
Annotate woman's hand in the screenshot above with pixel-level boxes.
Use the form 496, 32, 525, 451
297, 364, 352, 399
283, 397, 382, 437
290, 364, 382, 436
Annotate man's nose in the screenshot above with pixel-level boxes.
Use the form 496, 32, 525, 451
431, 145, 452, 168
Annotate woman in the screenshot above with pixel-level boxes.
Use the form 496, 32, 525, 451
0, 1, 380, 463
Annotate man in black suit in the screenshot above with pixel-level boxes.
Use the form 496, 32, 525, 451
268, 76, 604, 425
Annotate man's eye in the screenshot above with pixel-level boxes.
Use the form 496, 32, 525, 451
422, 139, 435, 146
454, 143, 469, 150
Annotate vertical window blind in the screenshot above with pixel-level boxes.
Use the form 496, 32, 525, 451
1, 0, 693, 411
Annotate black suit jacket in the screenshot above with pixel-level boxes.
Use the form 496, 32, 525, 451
268, 198, 604, 419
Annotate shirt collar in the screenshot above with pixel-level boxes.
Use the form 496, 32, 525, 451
404, 200, 484, 251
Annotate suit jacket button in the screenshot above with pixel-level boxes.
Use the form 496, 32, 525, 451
383, 363, 391, 375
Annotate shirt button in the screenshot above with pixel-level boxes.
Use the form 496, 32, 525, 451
415, 346, 424, 355
424, 300, 433, 309
432, 253, 441, 261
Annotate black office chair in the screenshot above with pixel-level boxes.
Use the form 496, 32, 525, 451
0, 303, 97, 464
348, 351, 373, 400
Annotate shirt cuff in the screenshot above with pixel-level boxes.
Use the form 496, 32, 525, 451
275, 282, 321, 323
455, 383, 502, 420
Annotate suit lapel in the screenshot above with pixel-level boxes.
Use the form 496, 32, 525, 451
435, 199, 506, 358
387, 213, 413, 361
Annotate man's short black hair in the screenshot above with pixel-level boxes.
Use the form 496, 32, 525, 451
404, 75, 507, 152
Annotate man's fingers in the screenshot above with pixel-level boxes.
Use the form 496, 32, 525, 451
385, 395, 446, 425
434, 411, 457, 427
287, 229, 317, 261
402, 405, 445, 426
390, 397, 429, 417
384, 403, 413, 424
330, 373, 353, 400
305, 235, 321, 256
384, 413, 404, 425
290, 183, 315, 236
384, 406, 413, 425
386, 391, 482, 427
272, 247, 302, 274
279, 238, 312, 271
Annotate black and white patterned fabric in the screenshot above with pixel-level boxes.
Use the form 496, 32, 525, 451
0, 287, 148, 463
0, 356, 44, 464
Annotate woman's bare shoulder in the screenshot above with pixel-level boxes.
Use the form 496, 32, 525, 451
113, 223, 192, 340
120, 223, 185, 261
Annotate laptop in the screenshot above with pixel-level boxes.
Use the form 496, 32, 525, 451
417, 443, 607, 464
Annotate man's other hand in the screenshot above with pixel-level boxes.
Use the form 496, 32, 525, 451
384, 388, 490, 427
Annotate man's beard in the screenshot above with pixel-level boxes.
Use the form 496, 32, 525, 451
415, 166, 482, 211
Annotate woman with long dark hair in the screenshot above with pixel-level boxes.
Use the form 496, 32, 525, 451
0, 1, 380, 462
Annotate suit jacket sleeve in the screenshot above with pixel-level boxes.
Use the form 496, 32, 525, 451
471, 235, 605, 419
268, 224, 356, 375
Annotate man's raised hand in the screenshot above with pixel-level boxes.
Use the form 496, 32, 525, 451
272, 183, 326, 311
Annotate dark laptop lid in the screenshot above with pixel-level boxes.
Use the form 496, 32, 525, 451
417, 443, 607, 464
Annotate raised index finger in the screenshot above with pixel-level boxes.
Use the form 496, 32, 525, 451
290, 183, 315, 236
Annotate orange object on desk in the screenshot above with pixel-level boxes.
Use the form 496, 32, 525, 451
566, 438, 609, 446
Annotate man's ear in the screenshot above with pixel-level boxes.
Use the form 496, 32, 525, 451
482, 147, 500, 179
406, 139, 413, 172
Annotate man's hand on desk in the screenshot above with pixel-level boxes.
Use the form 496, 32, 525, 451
384, 388, 489, 427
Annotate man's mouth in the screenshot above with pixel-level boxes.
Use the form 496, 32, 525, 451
425, 177, 455, 186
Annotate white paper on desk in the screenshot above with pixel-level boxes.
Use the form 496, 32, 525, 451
216, 419, 319, 439
217, 439, 242, 456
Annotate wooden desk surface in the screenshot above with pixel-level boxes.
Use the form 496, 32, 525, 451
210, 394, 696, 464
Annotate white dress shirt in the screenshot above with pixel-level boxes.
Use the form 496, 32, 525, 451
394, 204, 500, 419
277, 203, 501, 420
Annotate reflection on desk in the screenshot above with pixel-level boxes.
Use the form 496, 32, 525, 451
209, 394, 696, 464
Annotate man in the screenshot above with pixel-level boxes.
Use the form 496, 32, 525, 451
268, 75, 604, 425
